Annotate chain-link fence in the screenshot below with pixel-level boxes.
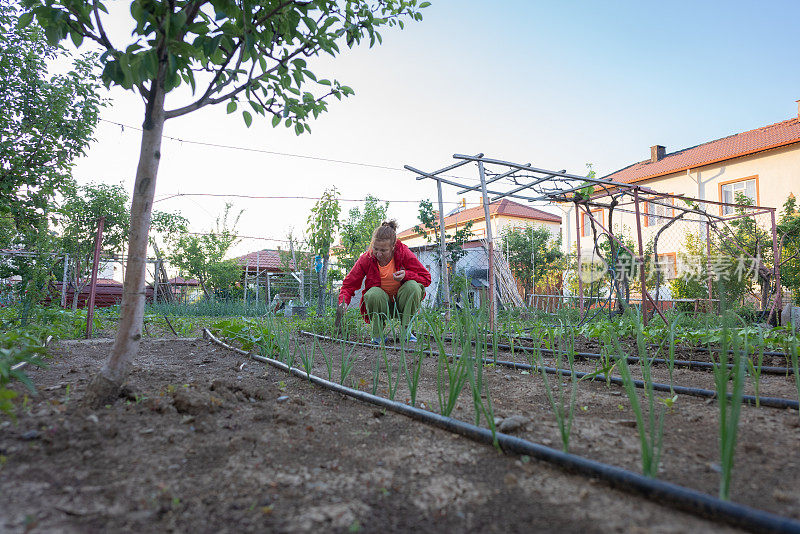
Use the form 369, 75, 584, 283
568, 194, 783, 320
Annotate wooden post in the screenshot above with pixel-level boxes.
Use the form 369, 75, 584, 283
575, 205, 584, 314
86, 217, 105, 339
478, 161, 496, 330
768, 209, 782, 324
632, 189, 648, 325
153, 259, 159, 305
706, 226, 713, 309
530, 225, 535, 306
436, 177, 451, 318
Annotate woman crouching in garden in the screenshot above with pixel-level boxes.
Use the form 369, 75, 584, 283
337, 220, 431, 344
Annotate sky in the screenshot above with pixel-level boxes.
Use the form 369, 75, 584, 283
67, 0, 800, 257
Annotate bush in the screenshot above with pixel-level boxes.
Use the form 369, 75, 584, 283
0, 329, 48, 416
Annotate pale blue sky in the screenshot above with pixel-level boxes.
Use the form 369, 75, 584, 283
71, 0, 800, 255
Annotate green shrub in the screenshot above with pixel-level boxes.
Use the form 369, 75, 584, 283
0, 329, 48, 416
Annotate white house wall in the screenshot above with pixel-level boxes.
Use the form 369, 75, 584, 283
564, 143, 800, 257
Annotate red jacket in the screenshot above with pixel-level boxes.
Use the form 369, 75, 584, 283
339, 241, 432, 323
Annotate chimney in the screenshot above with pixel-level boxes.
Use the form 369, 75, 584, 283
650, 145, 666, 163
796, 99, 800, 119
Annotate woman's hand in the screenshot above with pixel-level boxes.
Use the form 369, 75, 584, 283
392, 270, 406, 282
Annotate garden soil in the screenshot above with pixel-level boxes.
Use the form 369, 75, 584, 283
0, 336, 795, 533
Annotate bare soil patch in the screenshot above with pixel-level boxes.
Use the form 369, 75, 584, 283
0, 336, 791, 532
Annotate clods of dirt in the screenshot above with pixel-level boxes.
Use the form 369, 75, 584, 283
0, 338, 753, 532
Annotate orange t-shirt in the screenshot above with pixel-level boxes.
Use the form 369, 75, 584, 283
378, 258, 401, 299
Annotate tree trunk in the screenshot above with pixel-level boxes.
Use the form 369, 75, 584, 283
85, 85, 166, 407
316, 252, 329, 317
71, 280, 80, 311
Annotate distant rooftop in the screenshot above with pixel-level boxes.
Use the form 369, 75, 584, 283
236, 249, 297, 272
397, 198, 561, 239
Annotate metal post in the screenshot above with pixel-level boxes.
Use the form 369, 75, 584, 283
706, 227, 713, 309
575, 205, 584, 314
478, 161, 496, 330
267, 272, 272, 305
436, 177, 451, 318
632, 189, 648, 325
531, 224, 536, 302
60, 253, 69, 308
255, 251, 260, 303
243, 266, 248, 304
768, 209, 782, 324
85, 217, 105, 339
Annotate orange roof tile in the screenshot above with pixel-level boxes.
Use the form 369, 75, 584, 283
604, 117, 800, 184
236, 249, 304, 272
397, 198, 560, 239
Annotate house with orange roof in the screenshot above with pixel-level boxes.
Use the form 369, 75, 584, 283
395, 199, 561, 308
563, 103, 800, 281
397, 198, 561, 249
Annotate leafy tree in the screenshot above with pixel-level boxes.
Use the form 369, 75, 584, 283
169, 203, 242, 298
22, 0, 427, 402
0, 4, 103, 321
306, 187, 340, 316
501, 224, 562, 299
778, 194, 800, 303
413, 199, 474, 304
719, 193, 774, 308
57, 182, 130, 310
1, 4, 103, 230
334, 194, 389, 279
149, 210, 190, 254
0, 222, 61, 324
670, 232, 711, 308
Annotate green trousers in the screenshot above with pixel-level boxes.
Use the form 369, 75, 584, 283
363, 281, 423, 339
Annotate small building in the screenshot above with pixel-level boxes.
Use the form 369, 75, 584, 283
397, 198, 561, 248
564, 104, 800, 279
167, 276, 201, 303
235, 249, 311, 304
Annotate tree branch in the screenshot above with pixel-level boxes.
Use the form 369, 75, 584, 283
92, 0, 115, 50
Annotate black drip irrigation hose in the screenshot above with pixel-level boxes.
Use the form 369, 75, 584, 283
301, 332, 800, 411
489, 331, 792, 365
204, 329, 800, 534
473, 337, 794, 376
646, 343, 790, 359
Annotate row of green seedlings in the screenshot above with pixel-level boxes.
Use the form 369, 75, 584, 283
303, 307, 501, 446
214, 309, 800, 501
501, 304, 799, 354
513, 309, 759, 501
504, 304, 800, 413
213, 314, 427, 406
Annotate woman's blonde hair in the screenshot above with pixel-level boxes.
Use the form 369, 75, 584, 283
369, 220, 398, 250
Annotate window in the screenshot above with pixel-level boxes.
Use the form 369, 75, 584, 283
581, 209, 603, 237
645, 196, 674, 227
719, 176, 758, 215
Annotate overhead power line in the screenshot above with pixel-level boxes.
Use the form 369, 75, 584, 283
99, 118, 481, 181
153, 192, 469, 205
